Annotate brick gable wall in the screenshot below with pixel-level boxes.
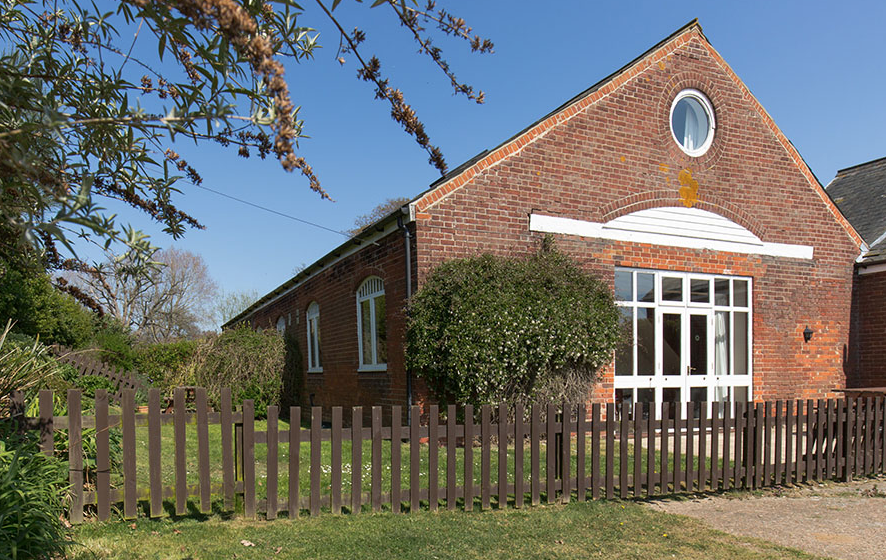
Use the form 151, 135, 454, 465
413, 33, 859, 404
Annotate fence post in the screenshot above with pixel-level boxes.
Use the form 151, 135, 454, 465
844, 399, 854, 482
174, 388, 187, 516
464, 404, 475, 511
289, 406, 301, 518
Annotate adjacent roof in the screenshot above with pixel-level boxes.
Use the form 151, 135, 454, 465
827, 157, 886, 265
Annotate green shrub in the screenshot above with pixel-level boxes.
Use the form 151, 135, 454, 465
406, 246, 622, 407
180, 326, 284, 417
0, 433, 69, 560
0, 257, 95, 348
0, 322, 64, 407
89, 317, 136, 372
132, 338, 198, 388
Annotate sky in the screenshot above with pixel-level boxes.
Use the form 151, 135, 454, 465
85, 0, 886, 309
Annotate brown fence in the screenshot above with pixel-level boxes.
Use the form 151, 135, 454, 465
10, 389, 886, 523
48, 346, 148, 403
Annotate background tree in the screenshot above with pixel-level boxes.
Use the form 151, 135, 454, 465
68, 247, 218, 342
406, 244, 622, 407
347, 196, 412, 237
0, 0, 492, 270
212, 288, 260, 328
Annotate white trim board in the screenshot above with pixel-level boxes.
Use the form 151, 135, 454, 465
529, 210, 814, 260
858, 262, 886, 276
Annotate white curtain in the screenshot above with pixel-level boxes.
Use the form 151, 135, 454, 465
683, 104, 699, 151
714, 311, 729, 375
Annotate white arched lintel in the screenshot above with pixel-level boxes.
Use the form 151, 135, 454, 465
529, 208, 813, 260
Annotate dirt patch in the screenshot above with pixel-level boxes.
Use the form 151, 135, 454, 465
645, 476, 886, 560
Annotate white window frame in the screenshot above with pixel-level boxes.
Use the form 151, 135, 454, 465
356, 277, 387, 372
669, 88, 716, 157
614, 268, 752, 418
306, 302, 322, 373
275, 315, 286, 334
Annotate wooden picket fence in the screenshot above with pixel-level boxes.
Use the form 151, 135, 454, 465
49, 346, 148, 403
10, 389, 886, 523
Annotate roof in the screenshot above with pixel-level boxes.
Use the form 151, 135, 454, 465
826, 157, 886, 265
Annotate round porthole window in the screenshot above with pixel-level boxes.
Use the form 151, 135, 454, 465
670, 89, 715, 156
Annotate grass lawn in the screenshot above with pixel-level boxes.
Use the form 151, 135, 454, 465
68, 500, 825, 560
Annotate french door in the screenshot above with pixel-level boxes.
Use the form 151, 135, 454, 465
614, 269, 752, 418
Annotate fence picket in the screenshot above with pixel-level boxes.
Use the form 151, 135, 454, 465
372, 407, 382, 512
530, 404, 540, 506
447, 405, 457, 510
122, 389, 137, 518
267, 405, 278, 520
699, 402, 708, 491
763, 402, 772, 486
605, 403, 614, 499
148, 388, 161, 518
835, 399, 844, 480
243, 400, 256, 519
865, 398, 874, 476
428, 405, 438, 511
220, 388, 234, 511
410, 406, 421, 513
464, 405, 475, 511
331, 407, 342, 515
174, 388, 187, 516
646, 404, 655, 496
545, 404, 556, 504
95, 389, 110, 521
672, 402, 682, 493
722, 402, 732, 491
561, 403, 571, 504
633, 402, 642, 498
290, 406, 301, 518
619, 401, 628, 499
660, 402, 669, 494
482, 405, 492, 509
824, 399, 834, 479
774, 401, 783, 485
391, 405, 402, 514
38, 390, 53, 456
498, 403, 508, 508
754, 403, 764, 489
196, 389, 210, 514
686, 405, 694, 492
310, 407, 321, 515
734, 401, 746, 489
515, 403, 525, 507
878, 397, 885, 472
591, 403, 601, 500
351, 407, 363, 515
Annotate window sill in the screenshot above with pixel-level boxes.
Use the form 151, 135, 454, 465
357, 365, 388, 373
307, 368, 323, 374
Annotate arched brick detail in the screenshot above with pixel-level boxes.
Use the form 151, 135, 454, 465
600, 190, 768, 240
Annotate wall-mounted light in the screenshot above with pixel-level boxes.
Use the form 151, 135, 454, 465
803, 326, 813, 343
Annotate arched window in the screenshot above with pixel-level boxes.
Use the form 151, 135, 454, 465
275, 315, 286, 334
356, 277, 386, 370
306, 302, 321, 372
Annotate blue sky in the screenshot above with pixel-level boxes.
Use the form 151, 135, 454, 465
93, 0, 886, 304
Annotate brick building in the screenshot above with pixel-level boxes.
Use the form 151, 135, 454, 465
827, 157, 886, 389
225, 21, 864, 415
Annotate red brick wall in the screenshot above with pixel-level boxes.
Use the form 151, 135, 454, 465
412, 32, 859, 404
850, 270, 886, 387
247, 223, 416, 412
